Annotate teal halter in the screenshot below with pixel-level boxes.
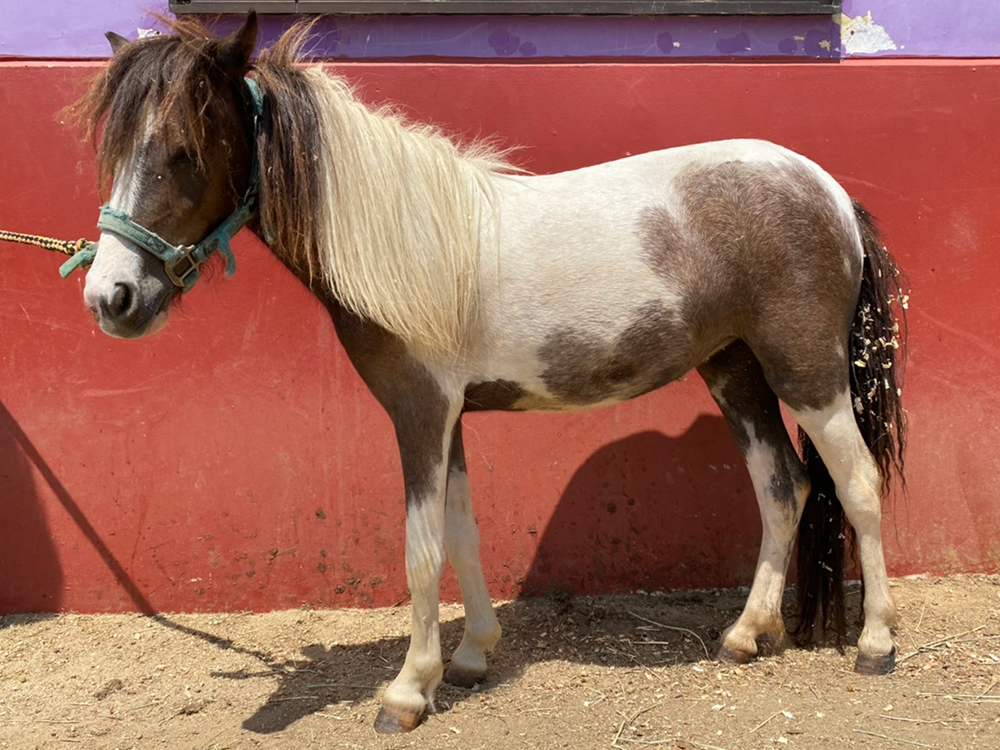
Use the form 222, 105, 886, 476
61, 77, 264, 293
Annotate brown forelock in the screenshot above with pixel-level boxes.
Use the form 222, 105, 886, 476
68, 18, 327, 275
667, 160, 861, 411
67, 17, 251, 195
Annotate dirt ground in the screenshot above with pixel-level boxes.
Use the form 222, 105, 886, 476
0, 575, 997, 750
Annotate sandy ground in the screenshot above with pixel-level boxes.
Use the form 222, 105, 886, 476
0, 575, 998, 750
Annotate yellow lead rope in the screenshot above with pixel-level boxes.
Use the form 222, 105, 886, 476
0, 229, 94, 257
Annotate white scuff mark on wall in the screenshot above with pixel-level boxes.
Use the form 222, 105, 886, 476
841, 11, 898, 55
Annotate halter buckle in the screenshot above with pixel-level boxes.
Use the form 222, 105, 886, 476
165, 245, 200, 288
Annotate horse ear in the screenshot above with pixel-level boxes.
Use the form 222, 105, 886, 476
105, 31, 129, 55
218, 10, 258, 78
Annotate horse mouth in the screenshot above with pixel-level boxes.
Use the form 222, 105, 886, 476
100, 310, 168, 340
98, 295, 172, 340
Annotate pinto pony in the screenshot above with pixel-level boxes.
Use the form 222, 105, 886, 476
72, 14, 906, 733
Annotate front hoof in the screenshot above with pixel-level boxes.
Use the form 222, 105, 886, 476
715, 643, 753, 665
854, 646, 897, 676
374, 704, 424, 734
445, 663, 485, 689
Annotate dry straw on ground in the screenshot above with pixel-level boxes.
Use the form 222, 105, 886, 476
0, 574, 997, 750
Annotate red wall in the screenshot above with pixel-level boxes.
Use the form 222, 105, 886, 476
0, 60, 997, 614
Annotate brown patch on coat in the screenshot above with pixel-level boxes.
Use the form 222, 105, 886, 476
697, 341, 808, 511
538, 301, 730, 407
317, 292, 451, 508
445, 419, 474, 519
464, 380, 529, 412
642, 158, 862, 411
448, 420, 467, 475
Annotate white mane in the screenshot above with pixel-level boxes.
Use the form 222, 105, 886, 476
303, 68, 514, 356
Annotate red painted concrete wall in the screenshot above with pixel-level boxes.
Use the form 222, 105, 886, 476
0, 60, 997, 614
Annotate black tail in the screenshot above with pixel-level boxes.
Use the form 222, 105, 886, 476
795, 201, 907, 643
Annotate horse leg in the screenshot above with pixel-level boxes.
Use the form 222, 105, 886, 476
374, 399, 462, 733
698, 342, 810, 662
788, 391, 897, 672
442, 420, 502, 687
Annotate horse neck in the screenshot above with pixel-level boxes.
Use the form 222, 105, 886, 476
256, 65, 504, 359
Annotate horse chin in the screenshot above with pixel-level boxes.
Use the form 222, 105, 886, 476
101, 309, 169, 340
144, 310, 170, 336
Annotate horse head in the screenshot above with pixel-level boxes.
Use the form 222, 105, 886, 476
79, 13, 259, 338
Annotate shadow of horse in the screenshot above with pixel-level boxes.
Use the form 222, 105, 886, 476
202, 414, 861, 734
0, 400, 64, 619
224, 588, 863, 735
519, 417, 761, 599
229, 591, 744, 734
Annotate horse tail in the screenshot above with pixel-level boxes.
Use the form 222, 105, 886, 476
794, 200, 907, 643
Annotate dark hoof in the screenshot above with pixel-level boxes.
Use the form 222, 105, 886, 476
373, 704, 423, 734
444, 664, 485, 689
855, 647, 897, 676
715, 643, 753, 665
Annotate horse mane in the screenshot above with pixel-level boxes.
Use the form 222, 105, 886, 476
71, 18, 516, 357
255, 25, 515, 357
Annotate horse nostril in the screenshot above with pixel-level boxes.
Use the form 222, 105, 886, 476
109, 282, 133, 318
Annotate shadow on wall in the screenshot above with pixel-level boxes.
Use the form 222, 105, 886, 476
521, 416, 763, 599
0, 400, 157, 616
0, 408, 795, 734
0, 400, 63, 616
0, 400, 295, 662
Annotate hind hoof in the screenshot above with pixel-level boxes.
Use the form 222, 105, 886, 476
374, 704, 423, 734
715, 643, 753, 665
855, 647, 896, 676
445, 664, 485, 689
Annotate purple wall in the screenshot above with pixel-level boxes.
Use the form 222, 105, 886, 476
2, 5, 837, 59
4, 1, 998, 60
227, 13, 840, 59
842, 0, 1000, 57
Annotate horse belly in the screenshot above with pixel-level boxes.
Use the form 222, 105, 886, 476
464, 352, 699, 413
465, 300, 729, 413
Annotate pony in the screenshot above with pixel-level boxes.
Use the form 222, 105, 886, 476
71, 13, 906, 733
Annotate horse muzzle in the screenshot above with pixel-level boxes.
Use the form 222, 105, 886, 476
83, 235, 174, 339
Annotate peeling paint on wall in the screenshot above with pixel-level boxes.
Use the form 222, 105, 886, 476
841, 11, 898, 55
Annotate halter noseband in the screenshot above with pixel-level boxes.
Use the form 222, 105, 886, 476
61, 77, 264, 293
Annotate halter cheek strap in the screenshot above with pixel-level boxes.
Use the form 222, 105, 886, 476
61, 76, 264, 293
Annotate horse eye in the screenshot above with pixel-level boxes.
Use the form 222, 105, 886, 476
169, 149, 194, 166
